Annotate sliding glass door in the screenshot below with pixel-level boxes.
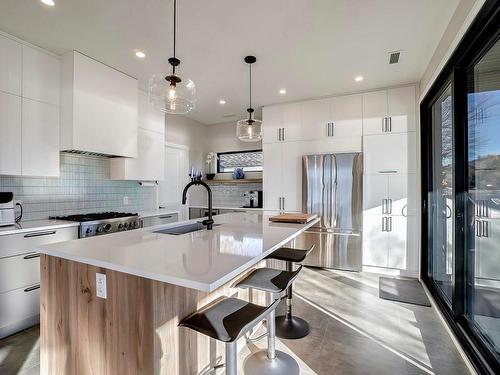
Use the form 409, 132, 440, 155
421, 2, 499, 372
466, 35, 500, 362
430, 82, 454, 304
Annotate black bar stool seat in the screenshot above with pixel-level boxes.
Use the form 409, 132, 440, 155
265, 244, 315, 340
266, 247, 309, 263
179, 296, 280, 375
235, 266, 303, 294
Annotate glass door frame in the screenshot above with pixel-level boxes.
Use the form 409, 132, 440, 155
420, 1, 500, 373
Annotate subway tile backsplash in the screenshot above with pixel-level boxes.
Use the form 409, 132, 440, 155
0, 153, 155, 221
210, 183, 263, 208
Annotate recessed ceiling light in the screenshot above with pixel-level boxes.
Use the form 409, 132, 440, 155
41, 0, 55, 6
219, 99, 226, 105
279, 88, 287, 94
354, 76, 364, 82
135, 51, 146, 59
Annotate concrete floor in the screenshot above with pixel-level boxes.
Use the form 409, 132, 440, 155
0, 268, 470, 375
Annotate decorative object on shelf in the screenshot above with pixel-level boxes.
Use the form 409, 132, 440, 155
237, 56, 263, 142
205, 152, 218, 180
148, 0, 195, 114
232, 168, 245, 179
189, 167, 202, 181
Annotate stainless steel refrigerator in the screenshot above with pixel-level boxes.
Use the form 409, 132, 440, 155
297, 152, 363, 271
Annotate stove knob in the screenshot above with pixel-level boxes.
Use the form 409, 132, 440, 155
104, 224, 112, 232
118, 223, 123, 229
96, 227, 103, 233
124, 222, 129, 228
86, 228, 92, 235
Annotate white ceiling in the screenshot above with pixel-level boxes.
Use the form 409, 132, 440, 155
0, 0, 460, 124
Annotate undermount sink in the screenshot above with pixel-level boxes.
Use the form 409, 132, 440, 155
154, 222, 220, 235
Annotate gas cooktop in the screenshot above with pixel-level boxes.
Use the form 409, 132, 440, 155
52, 212, 138, 222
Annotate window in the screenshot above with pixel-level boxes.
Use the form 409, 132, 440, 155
217, 150, 263, 173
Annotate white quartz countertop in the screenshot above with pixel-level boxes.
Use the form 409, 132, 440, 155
37, 212, 319, 292
138, 208, 180, 218
0, 219, 79, 236
189, 205, 264, 211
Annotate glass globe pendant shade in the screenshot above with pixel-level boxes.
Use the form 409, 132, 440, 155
237, 115, 263, 142
149, 74, 196, 114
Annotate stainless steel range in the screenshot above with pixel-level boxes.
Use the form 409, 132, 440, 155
52, 212, 141, 238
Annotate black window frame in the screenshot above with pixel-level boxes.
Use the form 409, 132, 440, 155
420, 1, 500, 373
216, 149, 263, 174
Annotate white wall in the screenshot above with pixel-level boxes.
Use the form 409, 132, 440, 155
419, 0, 485, 100
205, 121, 262, 153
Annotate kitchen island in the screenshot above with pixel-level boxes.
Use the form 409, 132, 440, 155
37, 212, 318, 375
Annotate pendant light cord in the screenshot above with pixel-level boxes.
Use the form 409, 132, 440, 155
249, 63, 252, 112
173, 0, 177, 58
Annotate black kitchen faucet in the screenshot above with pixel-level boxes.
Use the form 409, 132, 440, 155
182, 180, 214, 230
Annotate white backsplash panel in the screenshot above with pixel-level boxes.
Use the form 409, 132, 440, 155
0, 153, 155, 220
211, 183, 263, 208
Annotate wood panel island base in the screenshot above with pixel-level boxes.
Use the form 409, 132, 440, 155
37, 212, 318, 375
40, 254, 262, 375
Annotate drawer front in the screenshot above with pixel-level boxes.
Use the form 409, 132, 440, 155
0, 226, 78, 258
0, 284, 40, 331
0, 253, 40, 294
150, 213, 178, 226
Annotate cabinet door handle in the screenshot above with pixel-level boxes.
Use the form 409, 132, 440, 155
24, 284, 40, 293
277, 128, 281, 141
281, 128, 285, 141
382, 199, 387, 214
158, 215, 173, 219
382, 117, 387, 132
482, 221, 489, 237
23, 253, 40, 260
475, 220, 482, 237
381, 217, 387, 232
24, 230, 56, 238
387, 217, 392, 232
387, 116, 392, 132
388, 199, 393, 214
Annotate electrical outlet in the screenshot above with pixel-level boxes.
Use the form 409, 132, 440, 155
123, 196, 129, 205
96, 273, 107, 299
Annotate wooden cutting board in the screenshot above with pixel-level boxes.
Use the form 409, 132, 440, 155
269, 213, 318, 224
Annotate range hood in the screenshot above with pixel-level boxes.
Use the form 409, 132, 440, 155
60, 51, 138, 158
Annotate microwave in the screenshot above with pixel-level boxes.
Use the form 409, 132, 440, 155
0, 192, 15, 226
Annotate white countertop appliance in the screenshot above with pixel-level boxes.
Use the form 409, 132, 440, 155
0, 192, 15, 226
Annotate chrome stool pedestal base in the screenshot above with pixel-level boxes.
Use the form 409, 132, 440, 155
243, 349, 299, 375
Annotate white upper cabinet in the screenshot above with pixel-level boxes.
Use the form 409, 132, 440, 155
0, 34, 22, 96
281, 103, 301, 142
22, 46, 60, 106
138, 91, 164, 133
300, 98, 330, 140
262, 105, 281, 144
110, 91, 165, 181
331, 94, 362, 137
0, 92, 22, 175
262, 103, 301, 143
362, 86, 416, 135
387, 86, 416, 133
362, 90, 387, 135
61, 51, 138, 157
21, 98, 59, 177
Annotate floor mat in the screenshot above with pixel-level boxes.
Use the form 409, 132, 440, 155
379, 277, 431, 307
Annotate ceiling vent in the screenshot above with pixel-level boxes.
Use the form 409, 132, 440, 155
389, 51, 401, 64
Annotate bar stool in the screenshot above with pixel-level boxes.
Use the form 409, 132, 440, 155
234, 265, 303, 375
179, 296, 280, 375
266, 244, 315, 339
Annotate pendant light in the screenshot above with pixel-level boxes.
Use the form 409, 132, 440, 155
237, 56, 263, 142
149, 0, 195, 114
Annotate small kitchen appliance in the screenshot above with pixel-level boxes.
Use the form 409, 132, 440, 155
243, 190, 262, 208
0, 192, 15, 226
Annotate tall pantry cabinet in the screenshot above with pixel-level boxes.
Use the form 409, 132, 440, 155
262, 85, 419, 276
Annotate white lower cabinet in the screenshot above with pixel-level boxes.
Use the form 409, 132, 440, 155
363, 213, 389, 267
21, 98, 60, 177
387, 216, 407, 269
141, 213, 178, 227
0, 226, 78, 339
